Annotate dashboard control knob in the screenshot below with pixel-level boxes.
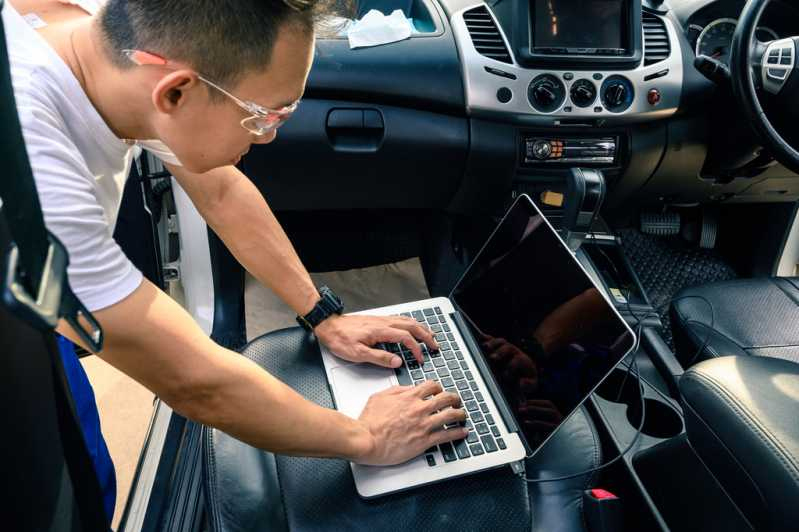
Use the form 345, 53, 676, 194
528, 74, 566, 113
570, 79, 597, 108
600, 75, 634, 113
532, 140, 552, 160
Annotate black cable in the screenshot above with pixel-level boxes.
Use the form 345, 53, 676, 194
520, 243, 660, 484
518, 246, 718, 483
669, 294, 716, 366
520, 347, 646, 483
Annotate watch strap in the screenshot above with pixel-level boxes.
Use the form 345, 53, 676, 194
296, 286, 343, 331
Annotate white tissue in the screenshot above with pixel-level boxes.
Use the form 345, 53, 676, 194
347, 9, 413, 49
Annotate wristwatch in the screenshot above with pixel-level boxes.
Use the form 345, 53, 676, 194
296, 286, 344, 331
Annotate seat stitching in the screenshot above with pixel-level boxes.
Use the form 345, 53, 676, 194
584, 408, 601, 489
770, 277, 799, 307
204, 428, 222, 532
782, 277, 799, 295
680, 318, 727, 360
273, 455, 290, 531
580, 409, 601, 532
682, 317, 747, 351
680, 403, 759, 530
675, 299, 799, 351
687, 372, 799, 485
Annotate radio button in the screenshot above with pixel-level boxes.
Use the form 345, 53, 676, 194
531, 140, 553, 160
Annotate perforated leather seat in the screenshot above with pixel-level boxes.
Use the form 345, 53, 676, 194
670, 277, 799, 367
202, 327, 604, 532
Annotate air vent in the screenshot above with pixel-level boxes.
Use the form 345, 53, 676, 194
643, 12, 670, 65
463, 6, 512, 64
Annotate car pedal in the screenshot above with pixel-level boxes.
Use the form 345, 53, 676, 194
699, 210, 718, 249
640, 212, 680, 236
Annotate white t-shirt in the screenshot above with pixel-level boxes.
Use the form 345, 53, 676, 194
3, 3, 179, 311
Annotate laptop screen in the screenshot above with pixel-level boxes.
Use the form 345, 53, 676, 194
451, 195, 635, 451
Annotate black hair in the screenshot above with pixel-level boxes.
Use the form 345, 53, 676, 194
99, 0, 340, 96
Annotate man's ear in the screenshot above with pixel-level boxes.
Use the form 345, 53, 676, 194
151, 70, 200, 114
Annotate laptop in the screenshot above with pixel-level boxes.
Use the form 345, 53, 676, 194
320, 194, 636, 498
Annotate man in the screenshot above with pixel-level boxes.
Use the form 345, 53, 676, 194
4, 0, 467, 521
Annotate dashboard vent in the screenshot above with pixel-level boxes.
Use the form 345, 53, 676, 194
463, 7, 512, 64
643, 12, 670, 65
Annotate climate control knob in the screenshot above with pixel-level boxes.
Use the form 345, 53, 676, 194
600, 75, 634, 113
569, 79, 597, 108
528, 74, 566, 113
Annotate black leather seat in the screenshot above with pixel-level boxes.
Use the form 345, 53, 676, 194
679, 356, 799, 531
202, 327, 605, 532
670, 277, 799, 367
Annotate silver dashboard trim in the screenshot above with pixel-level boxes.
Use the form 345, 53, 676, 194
451, 4, 683, 125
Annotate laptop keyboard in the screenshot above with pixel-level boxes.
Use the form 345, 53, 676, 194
380, 306, 507, 467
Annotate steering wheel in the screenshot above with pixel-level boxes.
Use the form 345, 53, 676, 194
730, 0, 799, 174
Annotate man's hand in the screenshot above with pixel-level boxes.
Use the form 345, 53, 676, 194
483, 336, 540, 403
354, 381, 467, 466
315, 314, 438, 368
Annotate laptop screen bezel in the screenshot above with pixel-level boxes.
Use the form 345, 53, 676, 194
448, 193, 637, 458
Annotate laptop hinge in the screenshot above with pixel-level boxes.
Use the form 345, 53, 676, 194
450, 310, 532, 455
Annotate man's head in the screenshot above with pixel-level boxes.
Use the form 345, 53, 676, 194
99, 0, 332, 173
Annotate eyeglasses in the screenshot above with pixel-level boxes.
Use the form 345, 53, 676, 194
122, 49, 299, 135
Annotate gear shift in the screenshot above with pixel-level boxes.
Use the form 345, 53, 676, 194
562, 167, 606, 251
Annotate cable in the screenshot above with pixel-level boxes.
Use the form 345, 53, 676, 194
520, 346, 647, 483
520, 239, 671, 484
669, 294, 716, 366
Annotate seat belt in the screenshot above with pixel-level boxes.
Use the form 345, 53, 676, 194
0, 3, 102, 351
0, 2, 109, 529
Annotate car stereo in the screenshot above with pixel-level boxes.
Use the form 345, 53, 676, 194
512, 0, 643, 69
531, 0, 629, 56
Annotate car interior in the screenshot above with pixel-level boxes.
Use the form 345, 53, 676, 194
3, 0, 799, 531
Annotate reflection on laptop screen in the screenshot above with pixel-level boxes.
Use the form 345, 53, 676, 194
452, 196, 635, 450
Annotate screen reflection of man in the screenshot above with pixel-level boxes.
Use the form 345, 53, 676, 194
455, 212, 627, 446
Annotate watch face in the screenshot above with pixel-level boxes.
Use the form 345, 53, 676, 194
320, 286, 343, 313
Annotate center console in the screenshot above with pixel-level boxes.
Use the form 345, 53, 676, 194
450, 0, 682, 126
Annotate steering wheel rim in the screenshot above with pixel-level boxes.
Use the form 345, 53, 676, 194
730, 0, 799, 174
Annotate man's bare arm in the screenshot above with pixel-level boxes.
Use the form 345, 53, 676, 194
167, 164, 437, 367
168, 163, 320, 316
57, 280, 466, 464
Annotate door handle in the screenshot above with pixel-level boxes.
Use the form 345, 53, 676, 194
326, 109, 384, 152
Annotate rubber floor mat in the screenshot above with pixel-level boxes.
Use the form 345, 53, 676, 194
618, 229, 739, 347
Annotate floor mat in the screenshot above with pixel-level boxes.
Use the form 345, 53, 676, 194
245, 257, 430, 340
619, 229, 739, 347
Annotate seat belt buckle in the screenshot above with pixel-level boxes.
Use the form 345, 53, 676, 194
583, 488, 623, 532
3, 232, 103, 352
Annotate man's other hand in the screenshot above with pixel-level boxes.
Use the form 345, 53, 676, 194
315, 314, 438, 367
354, 381, 468, 466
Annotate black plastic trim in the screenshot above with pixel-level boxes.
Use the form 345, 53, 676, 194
641, 327, 684, 398
306, 0, 464, 115
207, 228, 246, 351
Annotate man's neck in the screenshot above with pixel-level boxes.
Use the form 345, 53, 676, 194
68, 18, 155, 141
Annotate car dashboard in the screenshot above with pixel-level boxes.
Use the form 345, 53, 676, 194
242, 0, 799, 219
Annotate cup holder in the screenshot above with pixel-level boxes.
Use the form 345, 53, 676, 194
627, 399, 684, 439
595, 368, 641, 407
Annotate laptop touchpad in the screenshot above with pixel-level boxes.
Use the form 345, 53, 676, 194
330, 364, 394, 418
